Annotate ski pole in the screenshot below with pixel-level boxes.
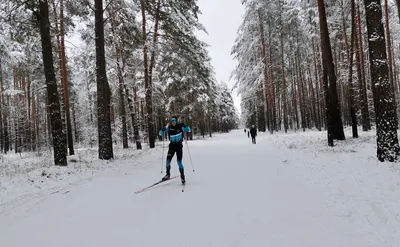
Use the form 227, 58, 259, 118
184, 131, 195, 172
161, 134, 165, 173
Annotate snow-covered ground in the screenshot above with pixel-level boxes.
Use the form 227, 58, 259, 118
1, 128, 400, 247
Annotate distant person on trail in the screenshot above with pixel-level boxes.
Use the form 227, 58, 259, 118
244, 128, 246, 133
250, 125, 257, 144
247, 130, 250, 138
159, 116, 191, 185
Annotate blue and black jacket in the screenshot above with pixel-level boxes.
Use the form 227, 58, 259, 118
159, 123, 191, 143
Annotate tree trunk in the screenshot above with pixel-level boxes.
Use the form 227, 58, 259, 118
268, 35, 276, 132
72, 103, 78, 143
117, 55, 128, 149
281, 18, 288, 133
95, 0, 113, 159
363, 0, 400, 161
384, 0, 398, 127
292, 57, 300, 130
257, 9, 270, 133
31, 93, 36, 151
35, 0, 67, 165
4, 93, 9, 153
317, 0, 346, 146
130, 82, 142, 149
312, 39, 322, 131
26, 71, 32, 150
348, 0, 358, 138
140, 0, 156, 148
0, 61, 3, 152
356, 0, 371, 131
53, 0, 74, 155
59, 0, 74, 155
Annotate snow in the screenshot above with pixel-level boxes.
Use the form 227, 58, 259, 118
1, 128, 400, 246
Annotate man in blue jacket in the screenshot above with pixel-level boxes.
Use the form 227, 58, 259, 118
159, 116, 191, 184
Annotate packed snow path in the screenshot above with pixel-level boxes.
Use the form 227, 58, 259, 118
1, 130, 400, 246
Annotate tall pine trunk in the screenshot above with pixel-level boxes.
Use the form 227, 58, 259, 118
257, 9, 270, 133
280, 15, 288, 133
348, 0, 358, 138
53, 0, 74, 155
0, 61, 3, 152
384, 0, 398, 127
35, 0, 67, 166
60, 0, 74, 155
117, 51, 128, 149
356, 0, 371, 131
363, 0, 400, 161
140, 0, 157, 148
95, 0, 113, 159
317, 0, 346, 146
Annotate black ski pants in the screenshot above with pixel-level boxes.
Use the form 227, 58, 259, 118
166, 142, 183, 169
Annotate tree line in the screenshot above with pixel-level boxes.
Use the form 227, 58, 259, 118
0, 0, 239, 166
233, 0, 400, 162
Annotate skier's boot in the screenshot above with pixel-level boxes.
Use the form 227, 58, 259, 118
179, 168, 185, 185
162, 166, 171, 181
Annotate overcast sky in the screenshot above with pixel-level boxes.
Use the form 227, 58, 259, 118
196, 0, 245, 115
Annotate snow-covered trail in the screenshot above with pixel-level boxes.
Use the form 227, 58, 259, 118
0, 130, 396, 246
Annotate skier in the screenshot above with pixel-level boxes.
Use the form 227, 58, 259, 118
159, 116, 191, 184
250, 125, 257, 144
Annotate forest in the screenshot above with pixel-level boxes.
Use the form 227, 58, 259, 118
233, 0, 400, 162
1, 0, 400, 166
0, 0, 239, 166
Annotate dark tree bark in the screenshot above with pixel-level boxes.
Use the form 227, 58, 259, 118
35, 0, 67, 165
117, 56, 128, 149
0, 61, 3, 152
131, 82, 142, 149
384, 0, 398, 127
269, 42, 277, 132
60, 0, 74, 155
26, 71, 33, 150
95, 0, 113, 159
31, 94, 37, 151
356, 0, 371, 131
348, 0, 358, 138
396, 0, 400, 23
257, 85, 266, 132
363, 0, 400, 161
317, 0, 346, 146
53, 0, 74, 155
281, 17, 288, 133
72, 103, 78, 143
3, 94, 9, 153
140, 0, 155, 148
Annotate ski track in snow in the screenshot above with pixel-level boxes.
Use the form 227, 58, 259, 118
1, 129, 400, 246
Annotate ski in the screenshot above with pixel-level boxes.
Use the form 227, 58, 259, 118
134, 175, 180, 194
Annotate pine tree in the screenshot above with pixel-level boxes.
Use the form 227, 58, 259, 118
363, 0, 400, 161
95, 0, 113, 159
35, 0, 67, 166
317, 0, 345, 146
